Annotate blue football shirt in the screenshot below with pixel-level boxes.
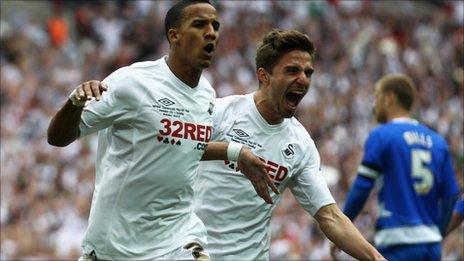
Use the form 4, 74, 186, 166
358, 118, 459, 247
455, 197, 464, 216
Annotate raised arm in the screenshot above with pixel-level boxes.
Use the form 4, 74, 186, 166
201, 142, 279, 204
47, 81, 107, 147
315, 204, 384, 261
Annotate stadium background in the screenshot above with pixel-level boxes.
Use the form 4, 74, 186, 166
1, 0, 462, 259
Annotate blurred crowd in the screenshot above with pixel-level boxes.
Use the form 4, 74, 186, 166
1, 0, 463, 260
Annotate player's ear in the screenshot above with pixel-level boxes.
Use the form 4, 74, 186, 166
257, 68, 270, 85
168, 28, 179, 45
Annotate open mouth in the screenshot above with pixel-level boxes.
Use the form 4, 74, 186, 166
285, 90, 305, 108
203, 43, 214, 55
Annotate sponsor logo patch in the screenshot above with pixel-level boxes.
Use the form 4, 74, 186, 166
282, 144, 295, 159
158, 98, 175, 106
232, 128, 249, 138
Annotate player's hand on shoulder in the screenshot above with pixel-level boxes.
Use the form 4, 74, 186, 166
237, 147, 280, 204
69, 80, 108, 106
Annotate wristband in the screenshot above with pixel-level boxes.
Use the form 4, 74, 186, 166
227, 142, 244, 161
69, 89, 86, 107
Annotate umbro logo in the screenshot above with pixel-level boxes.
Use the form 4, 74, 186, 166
158, 98, 175, 106
232, 128, 249, 138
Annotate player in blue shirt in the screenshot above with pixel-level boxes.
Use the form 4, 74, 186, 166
446, 196, 464, 236
338, 74, 459, 261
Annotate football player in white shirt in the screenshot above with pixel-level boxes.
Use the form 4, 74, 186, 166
47, 1, 278, 260
194, 29, 384, 260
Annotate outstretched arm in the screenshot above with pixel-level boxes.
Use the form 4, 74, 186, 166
315, 204, 384, 261
201, 142, 279, 204
200, 141, 228, 160
47, 80, 107, 147
343, 175, 375, 220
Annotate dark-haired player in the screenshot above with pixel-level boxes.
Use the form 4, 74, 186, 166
48, 1, 277, 259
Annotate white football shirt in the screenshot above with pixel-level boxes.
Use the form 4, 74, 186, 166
79, 56, 215, 259
194, 93, 335, 260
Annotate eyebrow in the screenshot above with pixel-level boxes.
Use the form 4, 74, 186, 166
284, 65, 314, 73
191, 16, 218, 23
191, 18, 207, 24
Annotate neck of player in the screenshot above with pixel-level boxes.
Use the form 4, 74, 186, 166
388, 106, 410, 122
253, 91, 284, 125
166, 55, 202, 88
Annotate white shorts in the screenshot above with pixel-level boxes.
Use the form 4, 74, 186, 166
78, 242, 209, 260
156, 242, 210, 260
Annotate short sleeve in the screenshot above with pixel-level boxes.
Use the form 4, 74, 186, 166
358, 129, 384, 180
79, 67, 138, 137
455, 198, 464, 216
289, 141, 335, 216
